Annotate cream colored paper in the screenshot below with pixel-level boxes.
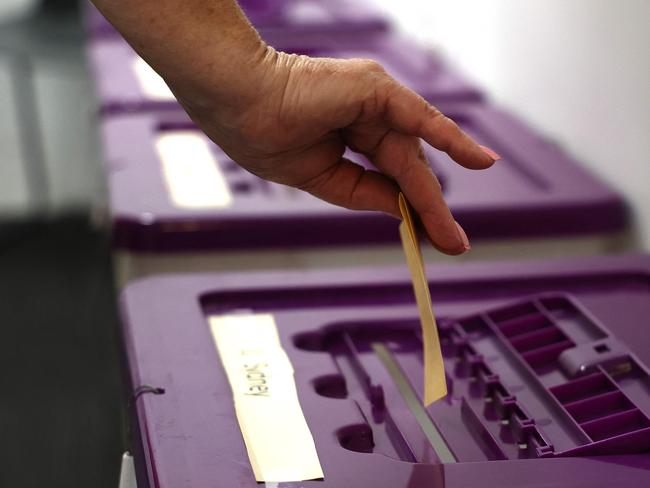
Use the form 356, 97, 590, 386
155, 132, 233, 209
208, 314, 324, 482
398, 193, 448, 405
132, 56, 175, 100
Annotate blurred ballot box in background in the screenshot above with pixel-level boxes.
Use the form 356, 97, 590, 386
84, 1, 631, 287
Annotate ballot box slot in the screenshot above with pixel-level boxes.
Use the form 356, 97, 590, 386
327, 327, 434, 463
290, 293, 650, 463
372, 342, 457, 464
293, 318, 552, 462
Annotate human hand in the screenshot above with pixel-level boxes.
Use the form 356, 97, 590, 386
172, 48, 499, 255
92, 0, 498, 255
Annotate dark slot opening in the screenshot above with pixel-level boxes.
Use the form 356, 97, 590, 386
522, 340, 575, 369
337, 424, 375, 453
313, 374, 348, 399
509, 327, 568, 353
550, 372, 617, 404
564, 391, 634, 423
594, 344, 610, 354
497, 313, 552, 338
581, 410, 650, 441
489, 303, 539, 323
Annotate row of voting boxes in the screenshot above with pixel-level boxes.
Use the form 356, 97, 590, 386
83, 3, 644, 488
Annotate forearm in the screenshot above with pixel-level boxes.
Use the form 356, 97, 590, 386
92, 0, 271, 109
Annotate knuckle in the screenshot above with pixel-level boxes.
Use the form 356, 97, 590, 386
343, 166, 366, 209
414, 100, 441, 133
432, 174, 443, 192
442, 114, 461, 133
358, 58, 386, 74
395, 157, 417, 181
432, 110, 462, 137
424, 102, 443, 121
416, 144, 427, 162
432, 113, 462, 152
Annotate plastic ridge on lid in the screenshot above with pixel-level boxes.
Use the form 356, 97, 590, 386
398, 193, 447, 405
441, 294, 650, 457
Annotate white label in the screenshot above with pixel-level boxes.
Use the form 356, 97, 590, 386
132, 56, 176, 101
286, 1, 332, 23
155, 132, 232, 209
209, 314, 324, 482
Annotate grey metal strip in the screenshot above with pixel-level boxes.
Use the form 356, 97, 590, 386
372, 342, 456, 464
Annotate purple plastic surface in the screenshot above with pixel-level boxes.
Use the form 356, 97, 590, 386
86, 35, 482, 116
120, 254, 650, 487
83, 0, 390, 40
102, 105, 626, 251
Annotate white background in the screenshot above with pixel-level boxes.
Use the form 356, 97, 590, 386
377, 0, 650, 250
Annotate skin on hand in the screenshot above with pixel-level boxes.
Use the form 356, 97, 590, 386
91, 0, 498, 255
172, 48, 498, 255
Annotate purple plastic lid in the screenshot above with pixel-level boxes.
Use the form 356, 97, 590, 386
120, 254, 650, 487
82, 0, 390, 40
101, 105, 626, 251
86, 35, 482, 116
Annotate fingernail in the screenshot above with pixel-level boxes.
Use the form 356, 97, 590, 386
479, 145, 501, 161
455, 221, 471, 252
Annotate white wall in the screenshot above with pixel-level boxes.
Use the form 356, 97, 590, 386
377, 0, 650, 250
0, 53, 31, 215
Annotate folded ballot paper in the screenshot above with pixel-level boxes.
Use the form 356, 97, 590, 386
398, 193, 448, 405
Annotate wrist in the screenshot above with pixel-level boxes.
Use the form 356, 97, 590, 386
165, 27, 272, 113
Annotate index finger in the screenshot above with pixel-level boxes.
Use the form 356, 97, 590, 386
383, 82, 500, 169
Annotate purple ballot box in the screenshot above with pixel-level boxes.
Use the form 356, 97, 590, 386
101, 104, 627, 284
86, 35, 482, 116
119, 254, 650, 487
83, 0, 390, 40
234, 0, 391, 38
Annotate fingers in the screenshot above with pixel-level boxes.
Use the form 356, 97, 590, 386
371, 132, 470, 255
297, 157, 401, 218
383, 82, 499, 170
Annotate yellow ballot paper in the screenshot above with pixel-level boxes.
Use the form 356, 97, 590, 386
209, 314, 324, 482
398, 193, 448, 405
